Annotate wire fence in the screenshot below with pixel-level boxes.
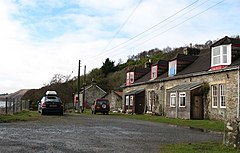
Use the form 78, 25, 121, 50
0, 98, 29, 115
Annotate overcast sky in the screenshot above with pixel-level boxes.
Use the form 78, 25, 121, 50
0, 0, 240, 93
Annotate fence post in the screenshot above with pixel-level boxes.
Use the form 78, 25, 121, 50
5, 97, 8, 115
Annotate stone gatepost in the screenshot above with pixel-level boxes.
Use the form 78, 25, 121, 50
223, 118, 240, 148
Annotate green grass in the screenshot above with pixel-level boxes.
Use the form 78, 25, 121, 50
0, 111, 41, 123
160, 142, 240, 153
79, 109, 224, 132
110, 113, 224, 132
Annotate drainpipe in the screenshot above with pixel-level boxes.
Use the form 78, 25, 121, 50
176, 91, 178, 119
237, 66, 240, 118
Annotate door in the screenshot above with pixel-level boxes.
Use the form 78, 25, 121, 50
135, 92, 145, 114
191, 96, 203, 119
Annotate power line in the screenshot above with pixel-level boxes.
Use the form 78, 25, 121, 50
101, 0, 143, 52
105, 0, 224, 60
95, 1, 199, 55
82, 0, 143, 63
116, 0, 210, 50
84, 0, 200, 66
129, 0, 225, 51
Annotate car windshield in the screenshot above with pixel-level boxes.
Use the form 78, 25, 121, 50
97, 100, 108, 105
46, 96, 60, 103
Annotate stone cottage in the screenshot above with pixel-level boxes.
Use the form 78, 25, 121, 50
74, 80, 107, 109
104, 90, 123, 112
122, 36, 240, 120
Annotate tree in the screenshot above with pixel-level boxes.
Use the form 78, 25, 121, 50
100, 58, 116, 76
49, 74, 68, 85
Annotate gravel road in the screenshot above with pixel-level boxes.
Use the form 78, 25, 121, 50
0, 113, 222, 153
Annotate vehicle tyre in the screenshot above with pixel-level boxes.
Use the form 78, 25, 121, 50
94, 111, 96, 114
106, 111, 109, 115
60, 111, 63, 116
41, 111, 45, 115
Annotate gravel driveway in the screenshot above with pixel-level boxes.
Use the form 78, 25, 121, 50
0, 113, 222, 153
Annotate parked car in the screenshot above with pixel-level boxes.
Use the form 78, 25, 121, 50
91, 98, 110, 115
38, 91, 63, 115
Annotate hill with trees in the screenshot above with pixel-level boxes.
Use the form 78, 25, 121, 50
22, 35, 240, 109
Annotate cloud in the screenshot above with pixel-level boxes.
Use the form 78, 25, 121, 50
0, 0, 240, 93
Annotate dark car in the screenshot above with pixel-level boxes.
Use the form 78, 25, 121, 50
38, 91, 63, 115
91, 98, 110, 115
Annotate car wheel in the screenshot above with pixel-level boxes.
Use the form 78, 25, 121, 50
41, 111, 45, 115
106, 112, 109, 115
60, 111, 63, 116
94, 111, 96, 114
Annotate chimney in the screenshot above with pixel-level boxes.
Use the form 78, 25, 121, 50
145, 59, 152, 68
92, 78, 96, 85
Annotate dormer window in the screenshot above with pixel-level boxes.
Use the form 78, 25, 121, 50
129, 72, 134, 83
151, 65, 158, 80
211, 45, 231, 70
169, 60, 177, 77
126, 72, 134, 85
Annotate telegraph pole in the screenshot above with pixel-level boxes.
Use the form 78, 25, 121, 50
82, 65, 86, 112
77, 60, 81, 112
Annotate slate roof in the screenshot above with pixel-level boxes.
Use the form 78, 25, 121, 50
168, 82, 203, 91
122, 36, 240, 88
211, 36, 240, 47
177, 49, 210, 75
125, 88, 145, 95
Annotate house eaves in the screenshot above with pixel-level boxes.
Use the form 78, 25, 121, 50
122, 65, 240, 88
167, 82, 203, 92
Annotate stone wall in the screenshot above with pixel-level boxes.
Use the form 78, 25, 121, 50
105, 91, 122, 111
224, 118, 240, 148
123, 69, 239, 120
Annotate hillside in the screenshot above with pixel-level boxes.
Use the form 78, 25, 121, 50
22, 40, 214, 108
0, 89, 29, 101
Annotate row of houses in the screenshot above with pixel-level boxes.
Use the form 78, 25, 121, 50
121, 36, 240, 121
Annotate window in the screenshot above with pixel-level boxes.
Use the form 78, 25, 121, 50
179, 92, 186, 107
125, 96, 129, 106
148, 90, 156, 111
170, 93, 176, 107
211, 84, 226, 109
126, 72, 130, 85
130, 95, 134, 106
212, 47, 221, 65
151, 65, 158, 80
211, 45, 231, 67
220, 84, 226, 108
212, 85, 218, 108
169, 60, 177, 76
126, 72, 135, 85
129, 72, 134, 83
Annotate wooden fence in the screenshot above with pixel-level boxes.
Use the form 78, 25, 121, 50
0, 98, 29, 115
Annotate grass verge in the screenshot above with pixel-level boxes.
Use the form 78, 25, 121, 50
0, 111, 41, 123
110, 113, 224, 132
160, 142, 240, 153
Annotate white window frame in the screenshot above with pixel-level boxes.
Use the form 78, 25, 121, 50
170, 93, 176, 107
211, 45, 231, 67
179, 92, 186, 107
148, 90, 156, 111
212, 85, 218, 108
130, 95, 134, 106
151, 65, 158, 80
125, 96, 129, 106
129, 72, 134, 84
220, 84, 226, 108
126, 72, 130, 85
169, 60, 177, 77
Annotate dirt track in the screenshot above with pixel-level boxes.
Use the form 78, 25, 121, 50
0, 113, 222, 153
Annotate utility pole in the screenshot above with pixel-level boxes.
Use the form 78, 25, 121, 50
82, 65, 86, 112
77, 60, 81, 113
